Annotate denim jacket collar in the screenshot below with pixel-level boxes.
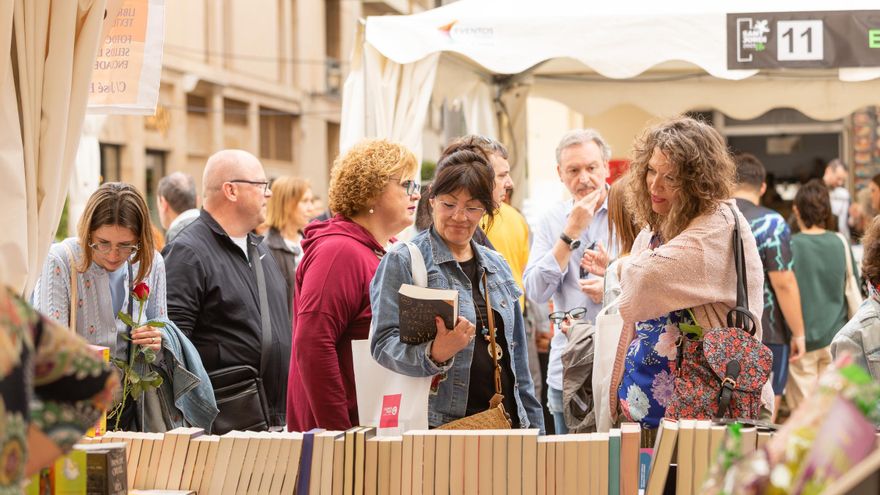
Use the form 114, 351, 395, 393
427, 227, 499, 275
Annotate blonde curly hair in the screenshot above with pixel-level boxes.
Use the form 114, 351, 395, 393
329, 140, 418, 218
626, 117, 734, 242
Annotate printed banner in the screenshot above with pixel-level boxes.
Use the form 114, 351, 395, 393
87, 0, 165, 115
727, 10, 880, 70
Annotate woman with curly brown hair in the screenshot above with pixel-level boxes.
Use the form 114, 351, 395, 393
608, 117, 770, 433
833, 215, 880, 382
287, 139, 421, 431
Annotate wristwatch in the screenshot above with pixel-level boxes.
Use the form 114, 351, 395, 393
559, 233, 581, 251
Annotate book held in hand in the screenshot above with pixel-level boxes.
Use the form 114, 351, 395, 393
398, 284, 458, 344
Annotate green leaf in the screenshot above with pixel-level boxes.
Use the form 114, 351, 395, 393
142, 370, 160, 382
679, 323, 703, 339
119, 333, 131, 342
117, 311, 136, 328
840, 363, 872, 386
149, 376, 164, 388
110, 357, 128, 370
129, 373, 140, 384
146, 320, 166, 328
141, 347, 157, 364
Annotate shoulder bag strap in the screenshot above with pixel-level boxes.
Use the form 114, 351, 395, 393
725, 203, 758, 335
249, 240, 272, 375
482, 272, 503, 399
405, 242, 428, 288
836, 232, 855, 279
61, 242, 78, 332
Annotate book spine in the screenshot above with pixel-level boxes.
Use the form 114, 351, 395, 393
638, 448, 653, 494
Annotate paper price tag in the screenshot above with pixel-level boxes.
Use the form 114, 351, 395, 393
379, 394, 402, 428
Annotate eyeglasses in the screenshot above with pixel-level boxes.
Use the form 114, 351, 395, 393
389, 176, 421, 196
89, 241, 140, 257
435, 200, 486, 220
228, 179, 271, 195
401, 180, 421, 196
548, 307, 587, 324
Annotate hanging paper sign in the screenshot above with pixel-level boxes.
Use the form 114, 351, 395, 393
727, 10, 880, 70
87, 0, 165, 115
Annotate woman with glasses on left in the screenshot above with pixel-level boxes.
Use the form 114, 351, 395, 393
33, 182, 167, 430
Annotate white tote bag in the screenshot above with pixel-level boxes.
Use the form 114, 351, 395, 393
836, 233, 863, 318
592, 303, 624, 433
353, 243, 432, 433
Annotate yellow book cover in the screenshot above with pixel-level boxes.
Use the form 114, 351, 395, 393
86, 345, 110, 437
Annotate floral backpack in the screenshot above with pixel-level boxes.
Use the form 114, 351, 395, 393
664, 204, 773, 420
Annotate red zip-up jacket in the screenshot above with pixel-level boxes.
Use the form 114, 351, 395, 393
286, 215, 389, 431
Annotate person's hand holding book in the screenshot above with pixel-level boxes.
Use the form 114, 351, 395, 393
429, 316, 476, 364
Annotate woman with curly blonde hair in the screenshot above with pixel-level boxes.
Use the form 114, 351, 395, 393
287, 139, 421, 431
608, 117, 770, 435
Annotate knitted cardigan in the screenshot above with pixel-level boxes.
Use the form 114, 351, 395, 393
609, 200, 774, 423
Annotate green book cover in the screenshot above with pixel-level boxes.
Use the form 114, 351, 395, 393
52, 450, 87, 495
608, 429, 621, 495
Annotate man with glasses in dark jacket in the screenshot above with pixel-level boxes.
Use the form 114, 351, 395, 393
163, 149, 291, 432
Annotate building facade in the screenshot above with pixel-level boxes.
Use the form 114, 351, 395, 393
96, 0, 436, 215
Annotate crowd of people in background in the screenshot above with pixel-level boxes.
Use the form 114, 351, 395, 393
15, 115, 880, 462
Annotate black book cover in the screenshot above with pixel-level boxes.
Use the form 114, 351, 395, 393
398, 284, 458, 345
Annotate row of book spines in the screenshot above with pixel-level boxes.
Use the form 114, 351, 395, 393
82, 426, 643, 495
79, 421, 798, 495
646, 419, 779, 495
81, 427, 305, 495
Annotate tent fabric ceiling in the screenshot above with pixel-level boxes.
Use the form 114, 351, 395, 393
366, 0, 880, 81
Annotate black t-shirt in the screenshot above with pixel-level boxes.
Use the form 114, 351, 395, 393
459, 257, 520, 427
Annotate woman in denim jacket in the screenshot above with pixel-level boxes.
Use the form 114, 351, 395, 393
833, 216, 880, 381
370, 149, 544, 432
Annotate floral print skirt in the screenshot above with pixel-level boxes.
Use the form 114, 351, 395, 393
618, 309, 693, 429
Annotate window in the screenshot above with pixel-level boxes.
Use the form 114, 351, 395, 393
224, 98, 249, 127
145, 150, 167, 227
260, 107, 295, 161
100, 143, 122, 183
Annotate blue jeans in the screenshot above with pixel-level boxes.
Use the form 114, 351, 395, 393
547, 386, 568, 435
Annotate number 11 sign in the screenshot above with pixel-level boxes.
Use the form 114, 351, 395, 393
727, 10, 880, 70
777, 20, 824, 61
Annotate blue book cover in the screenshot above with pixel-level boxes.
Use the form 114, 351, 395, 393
638, 447, 653, 494
296, 427, 325, 495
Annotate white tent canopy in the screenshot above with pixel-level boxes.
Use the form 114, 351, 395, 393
342, 0, 880, 193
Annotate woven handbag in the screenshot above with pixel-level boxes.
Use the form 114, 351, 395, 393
437, 272, 512, 430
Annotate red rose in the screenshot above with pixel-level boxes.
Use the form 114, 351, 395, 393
132, 282, 150, 302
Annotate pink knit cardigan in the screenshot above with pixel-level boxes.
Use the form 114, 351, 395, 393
608, 200, 775, 423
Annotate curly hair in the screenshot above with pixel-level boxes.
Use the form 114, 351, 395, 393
77, 182, 155, 284
266, 176, 310, 230
861, 216, 880, 286
625, 117, 734, 242
328, 140, 418, 218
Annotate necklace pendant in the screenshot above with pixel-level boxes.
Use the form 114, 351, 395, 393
481, 327, 490, 341
488, 342, 503, 360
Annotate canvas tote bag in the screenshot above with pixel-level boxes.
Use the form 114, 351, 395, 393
592, 303, 623, 432
836, 232, 863, 318
354, 242, 432, 433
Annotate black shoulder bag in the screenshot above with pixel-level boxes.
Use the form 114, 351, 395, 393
208, 240, 273, 433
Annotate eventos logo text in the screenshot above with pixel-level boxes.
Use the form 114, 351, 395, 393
437, 20, 495, 44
